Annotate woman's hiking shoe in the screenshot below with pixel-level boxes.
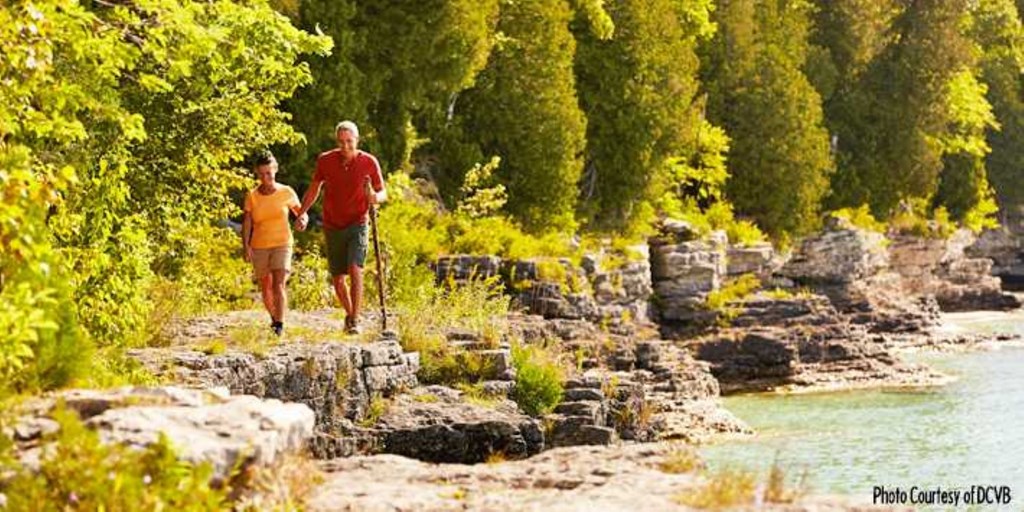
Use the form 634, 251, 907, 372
344, 316, 361, 335
271, 321, 284, 337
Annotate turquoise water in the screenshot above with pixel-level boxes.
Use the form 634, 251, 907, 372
701, 311, 1024, 509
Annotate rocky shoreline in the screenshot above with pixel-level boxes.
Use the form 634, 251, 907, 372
5, 220, 1023, 509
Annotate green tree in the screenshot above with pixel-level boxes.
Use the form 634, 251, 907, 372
574, 0, 711, 230
281, 0, 364, 181
972, 0, 1024, 219
829, 0, 976, 218
702, 0, 833, 238
933, 70, 1000, 230
459, 0, 588, 232
358, 0, 501, 173
807, 0, 900, 140
2, 0, 330, 359
285, 0, 500, 178
811, 0, 899, 83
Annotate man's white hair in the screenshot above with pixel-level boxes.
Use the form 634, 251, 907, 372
335, 120, 360, 138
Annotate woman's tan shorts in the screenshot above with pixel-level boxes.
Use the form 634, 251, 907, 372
252, 246, 292, 279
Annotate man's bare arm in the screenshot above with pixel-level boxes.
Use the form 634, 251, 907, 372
294, 179, 323, 231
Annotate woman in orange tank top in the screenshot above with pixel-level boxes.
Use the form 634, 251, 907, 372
242, 152, 307, 336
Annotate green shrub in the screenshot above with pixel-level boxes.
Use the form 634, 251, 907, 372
0, 261, 91, 395
450, 215, 575, 260
394, 276, 511, 384
828, 205, 887, 233
890, 203, 957, 239
377, 172, 450, 264
175, 225, 254, 316
359, 393, 388, 427
706, 274, 761, 311
655, 123, 767, 246
1, 406, 230, 510
705, 274, 762, 327
456, 156, 507, 219
84, 347, 161, 389
289, 252, 334, 312
511, 343, 564, 416
962, 194, 1000, 233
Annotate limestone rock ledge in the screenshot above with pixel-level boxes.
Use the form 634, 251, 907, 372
129, 334, 419, 458
8, 386, 314, 484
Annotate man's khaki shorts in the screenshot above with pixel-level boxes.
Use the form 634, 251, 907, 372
252, 246, 292, 279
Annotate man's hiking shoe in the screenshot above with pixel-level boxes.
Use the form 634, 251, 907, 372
271, 321, 283, 337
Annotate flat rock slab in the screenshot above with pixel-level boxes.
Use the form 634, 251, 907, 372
306, 444, 903, 512
13, 386, 314, 483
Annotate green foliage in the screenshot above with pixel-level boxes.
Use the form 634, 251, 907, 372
1, 406, 229, 510
656, 121, 766, 246
511, 343, 565, 417
289, 252, 335, 312
0, 279, 90, 395
572, 0, 615, 40
706, 274, 761, 312
395, 276, 511, 385
828, 0, 977, 219
377, 171, 576, 270
702, 0, 834, 239
0, 154, 88, 392
889, 200, 958, 239
574, 0, 708, 229
970, 0, 1024, 219
174, 226, 253, 316
934, 70, 1001, 229
1, 0, 330, 368
460, 0, 587, 232
356, 0, 501, 172
828, 205, 887, 233
84, 347, 162, 389
359, 394, 388, 427
285, 0, 500, 175
456, 156, 508, 219
811, 0, 899, 83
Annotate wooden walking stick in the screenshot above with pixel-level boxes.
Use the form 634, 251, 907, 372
367, 178, 388, 331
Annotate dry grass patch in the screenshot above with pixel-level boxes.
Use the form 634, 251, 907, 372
677, 468, 758, 510
658, 443, 703, 474
234, 451, 325, 511
675, 462, 807, 510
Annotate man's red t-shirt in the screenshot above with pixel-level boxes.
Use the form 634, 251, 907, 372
313, 149, 384, 230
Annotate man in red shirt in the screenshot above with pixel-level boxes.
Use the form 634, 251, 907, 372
295, 121, 386, 333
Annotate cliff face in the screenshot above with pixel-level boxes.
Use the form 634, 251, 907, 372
967, 227, 1024, 291
889, 229, 1020, 312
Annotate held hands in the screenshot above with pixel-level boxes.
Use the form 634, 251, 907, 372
293, 212, 309, 232
244, 245, 253, 263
